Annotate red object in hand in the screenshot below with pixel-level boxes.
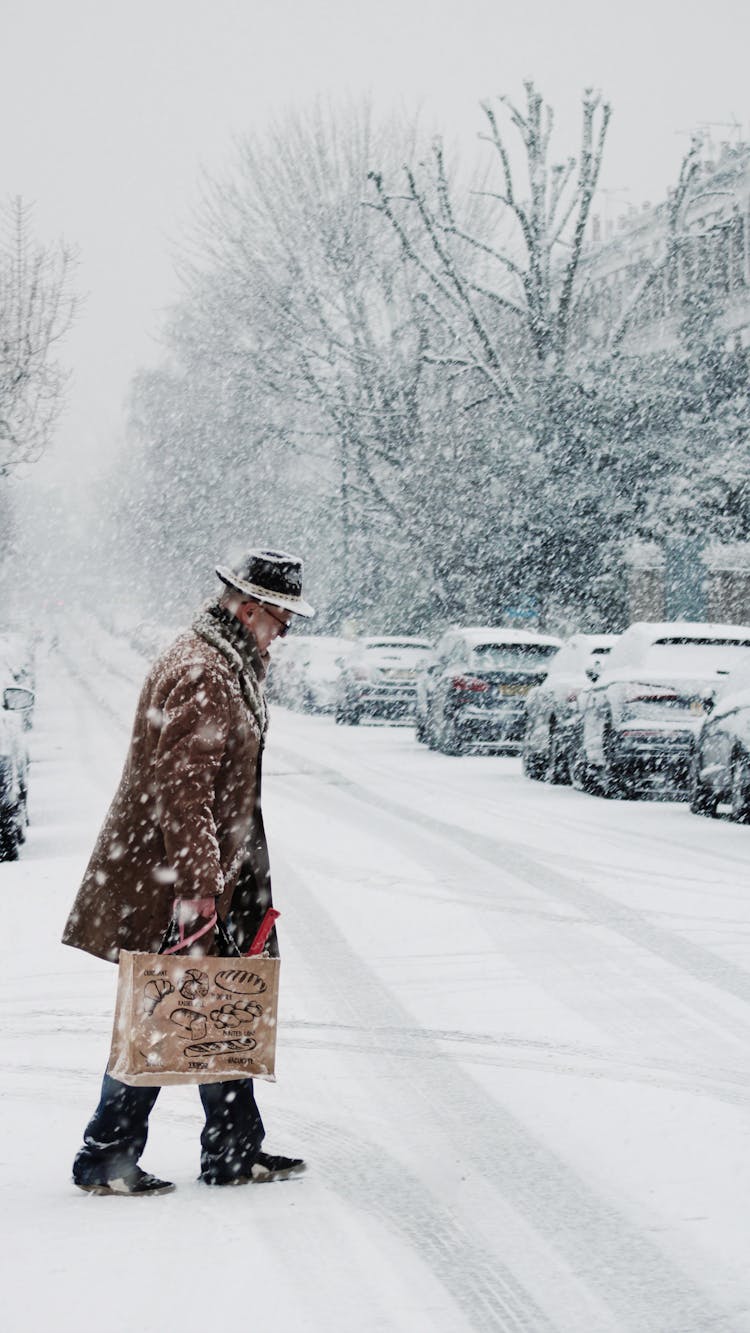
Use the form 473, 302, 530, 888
246, 908, 280, 956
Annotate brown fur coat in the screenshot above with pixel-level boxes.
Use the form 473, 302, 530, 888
62, 608, 275, 963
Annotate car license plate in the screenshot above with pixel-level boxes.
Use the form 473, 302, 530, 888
499, 683, 529, 697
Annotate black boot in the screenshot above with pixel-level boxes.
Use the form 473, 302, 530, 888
201, 1152, 306, 1186
74, 1165, 175, 1196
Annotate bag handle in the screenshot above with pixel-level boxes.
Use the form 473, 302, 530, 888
158, 910, 242, 958
158, 906, 280, 958
161, 911, 217, 955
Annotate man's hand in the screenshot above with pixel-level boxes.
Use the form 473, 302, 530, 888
174, 896, 217, 926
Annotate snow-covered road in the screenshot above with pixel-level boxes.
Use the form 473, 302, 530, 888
4, 629, 750, 1332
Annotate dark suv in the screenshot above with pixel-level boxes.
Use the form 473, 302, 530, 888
415, 627, 561, 755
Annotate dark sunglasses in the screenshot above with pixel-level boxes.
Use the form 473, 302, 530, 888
255, 601, 292, 636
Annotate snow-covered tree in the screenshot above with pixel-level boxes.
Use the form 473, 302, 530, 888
110, 91, 747, 635
368, 87, 713, 628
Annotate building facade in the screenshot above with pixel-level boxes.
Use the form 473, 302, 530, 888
576, 142, 750, 356
580, 144, 750, 625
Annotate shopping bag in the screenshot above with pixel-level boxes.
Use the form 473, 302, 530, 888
107, 910, 280, 1087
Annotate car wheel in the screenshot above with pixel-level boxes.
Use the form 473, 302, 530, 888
522, 746, 547, 780
426, 712, 439, 749
439, 714, 466, 756
16, 793, 28, 844
730, 751, 750, 824
337, 708, 360, 726
570, 746, 599, 794
0, 810, 21, 861
546, 723, 571, 785
689, 752, 719, 817
602, 725, 637, 800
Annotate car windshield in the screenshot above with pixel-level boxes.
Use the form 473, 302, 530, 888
642, 638, 750, 675
470, 643, 559, 669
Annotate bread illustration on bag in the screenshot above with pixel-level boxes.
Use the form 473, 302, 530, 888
215, 968, 267, 995
179, 968, 210, 1001
210, 999, 263, 1030
142, 978, 175, 1016
169, 1008, 208, 1040
184, 1036, 258, 1056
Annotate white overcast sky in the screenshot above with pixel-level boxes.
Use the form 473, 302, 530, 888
2, 0, 749, 481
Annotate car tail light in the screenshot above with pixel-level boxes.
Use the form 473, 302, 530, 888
452, 675, 491, 692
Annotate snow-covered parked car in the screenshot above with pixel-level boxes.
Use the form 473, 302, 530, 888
335, 637, 432, 724
0, 684, 33, 860
283, 637, 356, 713
0, 632, 36, 729
575, 622, 750, 799
522, 633, 618, 783
415, 627, 562, 755
266, 636, 317, 705
690, 653, 750, 821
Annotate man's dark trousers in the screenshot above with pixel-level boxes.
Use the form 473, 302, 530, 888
72, 1072, 265, 1185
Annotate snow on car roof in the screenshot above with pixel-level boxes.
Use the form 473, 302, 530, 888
608, 621, 750, 669
569, 633, 619, 650
630, 620, 750, 641
453, 626, 562, 647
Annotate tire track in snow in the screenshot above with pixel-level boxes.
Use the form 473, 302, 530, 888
280, 1023, 750, 1109
273, 836, 734, 1333
271, 710, 750, 880
4, 1067, 552, 1333
6, 1005, 750, 1110
272, 742, 750, 1015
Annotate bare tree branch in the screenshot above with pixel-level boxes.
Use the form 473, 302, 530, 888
0, 198, 78, 475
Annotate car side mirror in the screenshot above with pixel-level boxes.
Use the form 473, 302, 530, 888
585, 662, 601, 683
3, 686, 34, 712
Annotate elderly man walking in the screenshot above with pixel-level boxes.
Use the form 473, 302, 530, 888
63, 549, 314, 1195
